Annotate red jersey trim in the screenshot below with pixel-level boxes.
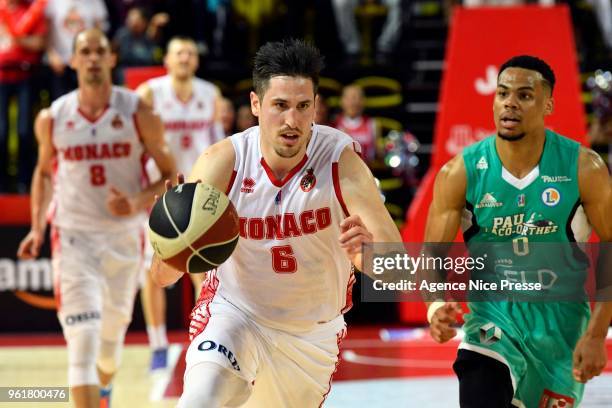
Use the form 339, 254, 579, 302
174, 90, 194, 106
226, 170, 237, 195
189, 270, 220, 341
318, 328, 346, 407
77, 105, 110, 124
140, 152, 150, 188
49, 117, 57, 156
132, 113, 144, 143
260, 154, 309, 188
331, 162, 350, 217
51, 226, 62, 311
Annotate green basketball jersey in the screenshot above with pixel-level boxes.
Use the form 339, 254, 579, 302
462, 129, 589, 245
459, 130, 591, 407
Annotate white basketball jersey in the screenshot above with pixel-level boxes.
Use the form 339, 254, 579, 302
50, 87, 146, 232
215, 125, 358, 332
147, 75, 220, 177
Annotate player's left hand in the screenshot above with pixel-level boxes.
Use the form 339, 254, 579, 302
339, 214, 373, 270
107, 186, 139, 216
572, 334, 608, 383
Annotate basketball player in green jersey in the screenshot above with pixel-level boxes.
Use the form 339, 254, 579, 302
425, 55, 611, 407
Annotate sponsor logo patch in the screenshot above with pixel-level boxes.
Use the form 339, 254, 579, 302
241, 177, 255, 193
479, 322, 502, 345
476, 193, 503, 208
476, 156, 488, 170
538, 389, 574, 408
541, 175, 571, 183
541, 187, 561, 207
197, 340, 240, 371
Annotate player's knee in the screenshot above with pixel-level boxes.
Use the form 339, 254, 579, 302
178, 362, 250, 408
97, 339, 123, 375
101, 313, 130, 344
67, 329, 99, 386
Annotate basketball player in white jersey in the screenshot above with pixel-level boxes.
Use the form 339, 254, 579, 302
136, 36, 223, 370
17, 29, 176, 408
153, 39, 403, 407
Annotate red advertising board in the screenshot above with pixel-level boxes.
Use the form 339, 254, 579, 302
400, 5, 588, 322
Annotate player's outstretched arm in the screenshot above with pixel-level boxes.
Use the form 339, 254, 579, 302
573, 147, 612, 383
151, 139, 236, 287
120, 101, 177, 215
423, 154, 466, 343
17, 109, 55, 259
186, 137, 236, 190
135, 82, 154, 109
337, 146, 402, 272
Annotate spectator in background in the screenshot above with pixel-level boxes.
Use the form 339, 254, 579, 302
112, 6, 167, 81
45, 0, 109, 100
216, 96, 236, 136
588, 69, 612, 170
587, 0, 612, 53
314, 92, 331, 126
333, 84, 378, 164
0, 0, 47, 192
332, 0, 403, 64
236, 102, 256, 131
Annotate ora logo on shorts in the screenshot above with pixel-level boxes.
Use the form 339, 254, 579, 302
198, 340, 241, 371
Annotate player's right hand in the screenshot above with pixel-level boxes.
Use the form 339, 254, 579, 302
156, 173, 198, 203
17, 229, 44, 260
429, 302, 462, 343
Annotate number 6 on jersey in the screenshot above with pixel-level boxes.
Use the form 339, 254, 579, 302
271, 245, 297, 273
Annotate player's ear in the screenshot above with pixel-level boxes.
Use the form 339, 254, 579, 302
250, 91, 260, 117
544, 97, 554, 116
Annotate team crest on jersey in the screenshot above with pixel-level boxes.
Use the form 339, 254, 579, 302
541, 187, 561, 207
300, 168, 316, 192
197, 101, 204, 110
538, 389, 574, 408
111, 114, 123, 129
66, 120, 75, 131
241, 177, 255, 193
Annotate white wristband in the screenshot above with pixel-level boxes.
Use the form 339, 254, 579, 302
427, 300, 446, 324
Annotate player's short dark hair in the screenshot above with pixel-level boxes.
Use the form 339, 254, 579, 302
252, 39, 324, 98
498, 55, 556, 95
72, 28, 110, 52
166, 36, 197, 54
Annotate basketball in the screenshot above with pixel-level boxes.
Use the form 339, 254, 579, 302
148, 182, 240, 273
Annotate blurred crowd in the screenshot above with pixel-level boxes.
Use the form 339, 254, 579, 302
0, 0, 609, 199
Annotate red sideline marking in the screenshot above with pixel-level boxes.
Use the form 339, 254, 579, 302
0, 331, 190, 347
0, 195, 30, 225
164, 347, 187, 398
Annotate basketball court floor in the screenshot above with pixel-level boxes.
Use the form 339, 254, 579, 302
2, 327, 611, 407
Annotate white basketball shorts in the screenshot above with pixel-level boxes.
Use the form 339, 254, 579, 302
51, 226, 143, 340
184, 294, 347, 407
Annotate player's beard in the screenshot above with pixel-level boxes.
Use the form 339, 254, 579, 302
274, 144, 302, 158
498, 132, 526, 142
84, 74, 104, 86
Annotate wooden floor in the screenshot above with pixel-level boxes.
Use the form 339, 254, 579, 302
2, 328, 611, 407
0, 345, 177, 408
